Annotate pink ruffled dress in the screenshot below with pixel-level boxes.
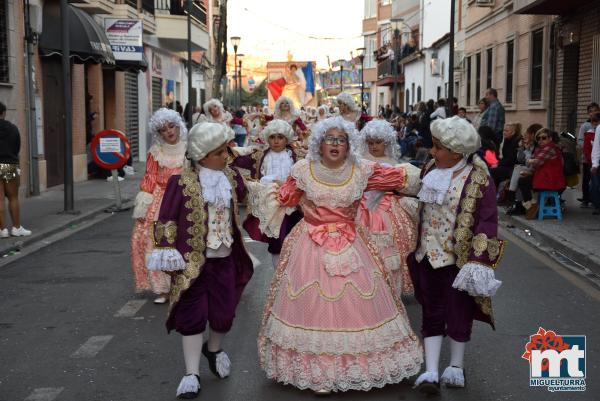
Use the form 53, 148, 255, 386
131, 142, 185, 294
258, 159, 422, 392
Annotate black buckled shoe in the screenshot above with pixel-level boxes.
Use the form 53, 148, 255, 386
202, 342, 231, 379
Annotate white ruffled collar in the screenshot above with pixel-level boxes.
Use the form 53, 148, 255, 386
150, 141, 186, 168
418, 158, 467, 205
198, 167, 232, 207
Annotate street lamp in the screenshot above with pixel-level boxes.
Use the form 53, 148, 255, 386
231, 36, 241, 108
391, 17, 403, 111
338, 59, 345, 93
237, 54, 244, 108
356, 47, 365, 112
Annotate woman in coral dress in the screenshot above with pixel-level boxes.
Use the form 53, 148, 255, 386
257, 117, 422, 394
131, 108, 187, 303
356, 119, 420, 297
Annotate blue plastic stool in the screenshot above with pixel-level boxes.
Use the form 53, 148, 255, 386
537, 191, 562, 220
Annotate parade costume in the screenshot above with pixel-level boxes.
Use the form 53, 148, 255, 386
337, 92, 372, 130
196, 98, 232, 126
131, 108, 187, 298
233, 120, 303, 267
273, 96, 310, 140
147, 123, 253, 399
256, 117, 422, 393
408, 117, 504, 394
356, 120, 419, 297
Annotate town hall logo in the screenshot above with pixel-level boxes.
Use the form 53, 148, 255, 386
522, 327, 586, 392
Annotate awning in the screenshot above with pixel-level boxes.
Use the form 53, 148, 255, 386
39, 1, 115, 65
112, 53, 149, 73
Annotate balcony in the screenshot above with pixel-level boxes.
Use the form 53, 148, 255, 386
514, 0, 595, 14
70, 0, 115, 14
376, 57, 403, 86
153, 0, 209, 51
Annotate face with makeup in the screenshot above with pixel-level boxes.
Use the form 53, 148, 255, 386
320, 128, 349, 168
159, 122, 180, 145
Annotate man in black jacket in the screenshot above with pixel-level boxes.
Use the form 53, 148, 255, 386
0, 102, 31, 237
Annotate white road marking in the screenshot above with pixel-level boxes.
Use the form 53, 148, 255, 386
114, 300, 147, 318
71, 335, 114, 358
24, 388, 64, 401
248, 251, 262, 268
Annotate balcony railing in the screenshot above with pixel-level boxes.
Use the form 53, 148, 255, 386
125, 0, 155, 13
155, 0, 207, 26
377, 57, 401, 80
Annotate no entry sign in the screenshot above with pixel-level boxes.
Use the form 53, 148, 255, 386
91, 129, 131, 170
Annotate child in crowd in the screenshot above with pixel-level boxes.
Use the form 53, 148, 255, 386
147, 122, 254, 399
580, 113, 599, 208
409, 116, 504, 395
131, 108, 187, 304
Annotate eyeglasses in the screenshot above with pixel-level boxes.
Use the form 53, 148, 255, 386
536, 135, 548, 141
323, 136, 348, 146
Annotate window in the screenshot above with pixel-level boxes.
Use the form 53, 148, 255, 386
486, 48, 493, 89
417, 86, 422, 102
364, 0, 376, 18
506, 39, 514, 103
466, 56, 472, 106
475, 52, 481, 102
0, 0, 8, 83
380, 23, 391, 46
406, 89, 410, 111
530, 28, 544, 101
364, 34, 376, 68
381, 0, 392, 5
437, 86, 441, 101
411, 83, 415, 104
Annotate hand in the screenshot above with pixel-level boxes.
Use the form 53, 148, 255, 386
273, 180, 283, 186
520, 170, 531, 177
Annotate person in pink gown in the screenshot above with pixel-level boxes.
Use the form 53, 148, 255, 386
131, 108, 187, 304
256, 116, 423, 394
356, 119, 420, 298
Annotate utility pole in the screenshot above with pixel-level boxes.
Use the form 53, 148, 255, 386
187, 0, 193, 128
60, 0, 74, 212
212, 0, 227, 99
447, 0, 456, 117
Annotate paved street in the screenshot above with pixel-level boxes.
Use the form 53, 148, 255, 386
0, 212, 598, 401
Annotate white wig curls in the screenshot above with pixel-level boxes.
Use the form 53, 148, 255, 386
274, 96, 299, 119
307, 116, 364, 163
261, 119, 294, 143
203, 98, 225, 116
336, 92, 360, 112
359, 119, 400, 160
187, 122, 234, 161
148, 108, 187, 143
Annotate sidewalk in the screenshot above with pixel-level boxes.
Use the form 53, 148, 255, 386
0, 163, 143, 258
499, 186, 600, 276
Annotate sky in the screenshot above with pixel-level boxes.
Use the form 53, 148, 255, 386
227, 0, 364, 75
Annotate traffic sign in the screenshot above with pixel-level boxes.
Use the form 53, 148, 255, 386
90, 129, 131, 170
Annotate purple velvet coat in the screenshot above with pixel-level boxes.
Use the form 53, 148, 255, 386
153, 167, 254, 325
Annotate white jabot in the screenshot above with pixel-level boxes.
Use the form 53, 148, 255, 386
198, 167, 232, 207
418, 158, 467, 205
260, 149, 295, 184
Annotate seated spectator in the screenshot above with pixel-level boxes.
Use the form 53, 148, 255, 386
490, 122, 522, 188
429, 98, 447, 120
505, 123, 542, 214
458, 107, 472, 123
477, 126, 498, 168
515, 129, 566, 219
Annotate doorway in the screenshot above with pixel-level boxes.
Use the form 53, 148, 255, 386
42, 58, 66, 188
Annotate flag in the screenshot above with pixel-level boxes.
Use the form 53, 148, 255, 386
302, 62, 315, 104
267, 77, 286, 101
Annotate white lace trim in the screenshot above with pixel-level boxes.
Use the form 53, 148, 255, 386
414, 371, 439, 386
260, 149, 295, 184
441, 366, 465, 387
263, 313, 417, 355
245, 181, 290, 239
132, 191, 154, 219
215, 352, 231, 378
452, 262, 502, 297
418, 158, 466, 205
198, 167, 232, 207
146, 249, 186, 271
323, 245, 362, 277
176, 375, 200, 396
148, 142, 186, 169
291, 159, 374, 208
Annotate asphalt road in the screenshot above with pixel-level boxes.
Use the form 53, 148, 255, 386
0, 212, 598, 401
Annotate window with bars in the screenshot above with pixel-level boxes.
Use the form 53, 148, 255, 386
0, 0, 9, 83
486, 48, 493, 90
466, 55, 472, 106
530, 28, 544, 101
506, 39, 514, 103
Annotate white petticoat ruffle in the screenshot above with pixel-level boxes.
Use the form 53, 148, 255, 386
146, 248, 186, 271
245, 181, 294, 238
131, 191, 154, 219
452, 262, 502, 297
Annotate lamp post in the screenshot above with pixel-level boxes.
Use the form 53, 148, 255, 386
356, 47, 365, 112
447, 0, 456, 117
338, 60, 345, 93
186, 0, 193, 128
391, 17, 403, 111
237, 54, 244, 108
231, 36, 240, 109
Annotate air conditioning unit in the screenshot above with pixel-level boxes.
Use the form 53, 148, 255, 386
475, 0, 494, 6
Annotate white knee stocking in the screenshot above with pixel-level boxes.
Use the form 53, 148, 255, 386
207, 328, 225, 352
182, 333, 203, 375
424, 335, 443, 374
449, 338, 466, 368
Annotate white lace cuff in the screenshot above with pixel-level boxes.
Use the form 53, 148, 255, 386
132, 191, 154, 219
246, 181, 287, 238
146, 248, 186, 271
395, 163, 422, 196
452, 262, 502, 297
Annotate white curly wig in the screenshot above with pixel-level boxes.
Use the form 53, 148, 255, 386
261, 119, 294, 143
307, 116, 364, 163
148, 108, 187, 143
274, 96, 299, 119
359, 119, 401, 160
336, 92, 360, 112
202, 98, 225, 117
317, 105, 329, 118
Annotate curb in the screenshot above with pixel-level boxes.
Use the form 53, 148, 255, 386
499, 211, 600, 278
0, 199, 133, 258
